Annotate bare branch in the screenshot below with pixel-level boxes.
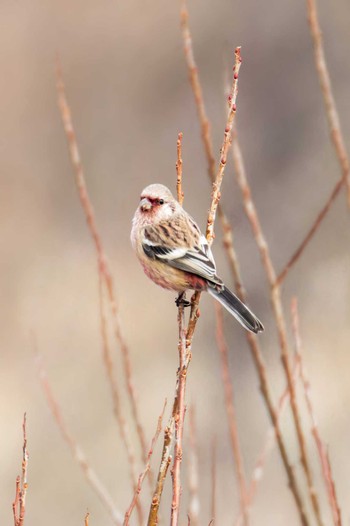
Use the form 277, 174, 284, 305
12, 414, 29, 526
306, 0, 350, 206
55, 57, 148, 473
180, 3, 308, 523
124, 401, 167, 526
277, 174, 344, 285
231, 125, 323, 526
214, 303, 249, 524
98, 276, 143, 524
171, 300, 188, 526
35, 352, 123, 525
176, 132, 184, 205
291, 298, 342, 526
206, 47, 242, 245
85, 512, 90, 526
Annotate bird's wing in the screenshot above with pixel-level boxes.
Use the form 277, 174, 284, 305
142, 216, 221, 284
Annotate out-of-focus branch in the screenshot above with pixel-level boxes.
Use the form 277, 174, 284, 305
85, 512, 90, 526
234, 354, 301, 526
98, 276, 143, 524
306, 0, 350, 206
176, 132, 184, 205
187, 408, 200, 526
124, 401, 167, 526
55, 58, 149, 474
291, 298, 342, 526
12, 414, 28, 526
277, 0, 350, 284
231, 126, 323, 526
180, 3, 308, 523
214, 303, 248, 525
276, 174, 344, 285
36, 353, 123, 525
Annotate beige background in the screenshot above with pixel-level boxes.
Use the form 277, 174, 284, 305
1, 0, 350, 524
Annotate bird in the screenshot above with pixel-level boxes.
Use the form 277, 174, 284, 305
131, 183, 264, 333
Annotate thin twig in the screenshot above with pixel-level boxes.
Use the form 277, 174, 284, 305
85, 512, 90, 526
180, 1, 244, 289
234, 354, 301, 526
277, 0, 350, 284
306, 0, 350, 206
55, 57, 149, 475
12, 414, 28, 526
171, 300, 188, 526
232, 125, 323, 526
206, 47, 242, 244
147, 420, 175, 525
188, 408, 200, 526
214, 303, 249, 525
180, 4, 308, 523
176, 132, 184, 205
35, 352, 123, 525
124, 400, 167, 526
291, 298, 342, 526
276, 174, 344, 285
98, 275, 143, 524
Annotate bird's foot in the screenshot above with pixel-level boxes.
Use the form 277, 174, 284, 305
175, 292, 191, 308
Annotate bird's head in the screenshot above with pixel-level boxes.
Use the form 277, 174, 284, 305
137, 184, 179, 221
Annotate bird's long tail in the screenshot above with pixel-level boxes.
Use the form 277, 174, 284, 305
208, 285, 264, 333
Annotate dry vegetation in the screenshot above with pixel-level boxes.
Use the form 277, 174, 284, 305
10, 0, 349, 524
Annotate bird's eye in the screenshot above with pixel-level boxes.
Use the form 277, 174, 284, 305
158, 199, 164, 205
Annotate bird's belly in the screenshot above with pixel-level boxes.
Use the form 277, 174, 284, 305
141, 259, 188, 291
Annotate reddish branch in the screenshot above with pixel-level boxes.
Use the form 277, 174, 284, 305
150, 53, 243, 522
180, 3, 308, 523
180, 1, 244, 290
176, 132, 184, 205
55, 58, 149, 475
231, 127, 323, 526
206, 46, 242, 244
98, 277, 143, 524
85, 512, 90, 526
277, 0, 350, 284
12, 414, 28, 526
234, 355, 301, 526
171, 301, 188, 526
124, 401, 167, 526
306, 0, 350, 206
36, 353, 123, 525
214, 303, 249, 524
291, 299, 342, 526
276, 174, 344, 284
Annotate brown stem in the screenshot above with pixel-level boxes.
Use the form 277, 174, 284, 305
55, 58, 149, 480
306, 0, 350, 206
277, 174, 344, 285
214, 303, 249, 525
231, 127, 323, 526
291, 298, 342, 526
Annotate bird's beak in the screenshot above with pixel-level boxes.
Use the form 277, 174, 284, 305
140, 197, 152, 211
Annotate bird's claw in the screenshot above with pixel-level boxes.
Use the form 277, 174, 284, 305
175, 293, 191, 308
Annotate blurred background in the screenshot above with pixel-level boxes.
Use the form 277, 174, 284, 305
1, 0, 350, 524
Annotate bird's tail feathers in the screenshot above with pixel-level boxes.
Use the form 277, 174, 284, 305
208, 285, 264, 334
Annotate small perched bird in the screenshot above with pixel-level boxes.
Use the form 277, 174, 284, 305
131, 184, 264, 333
